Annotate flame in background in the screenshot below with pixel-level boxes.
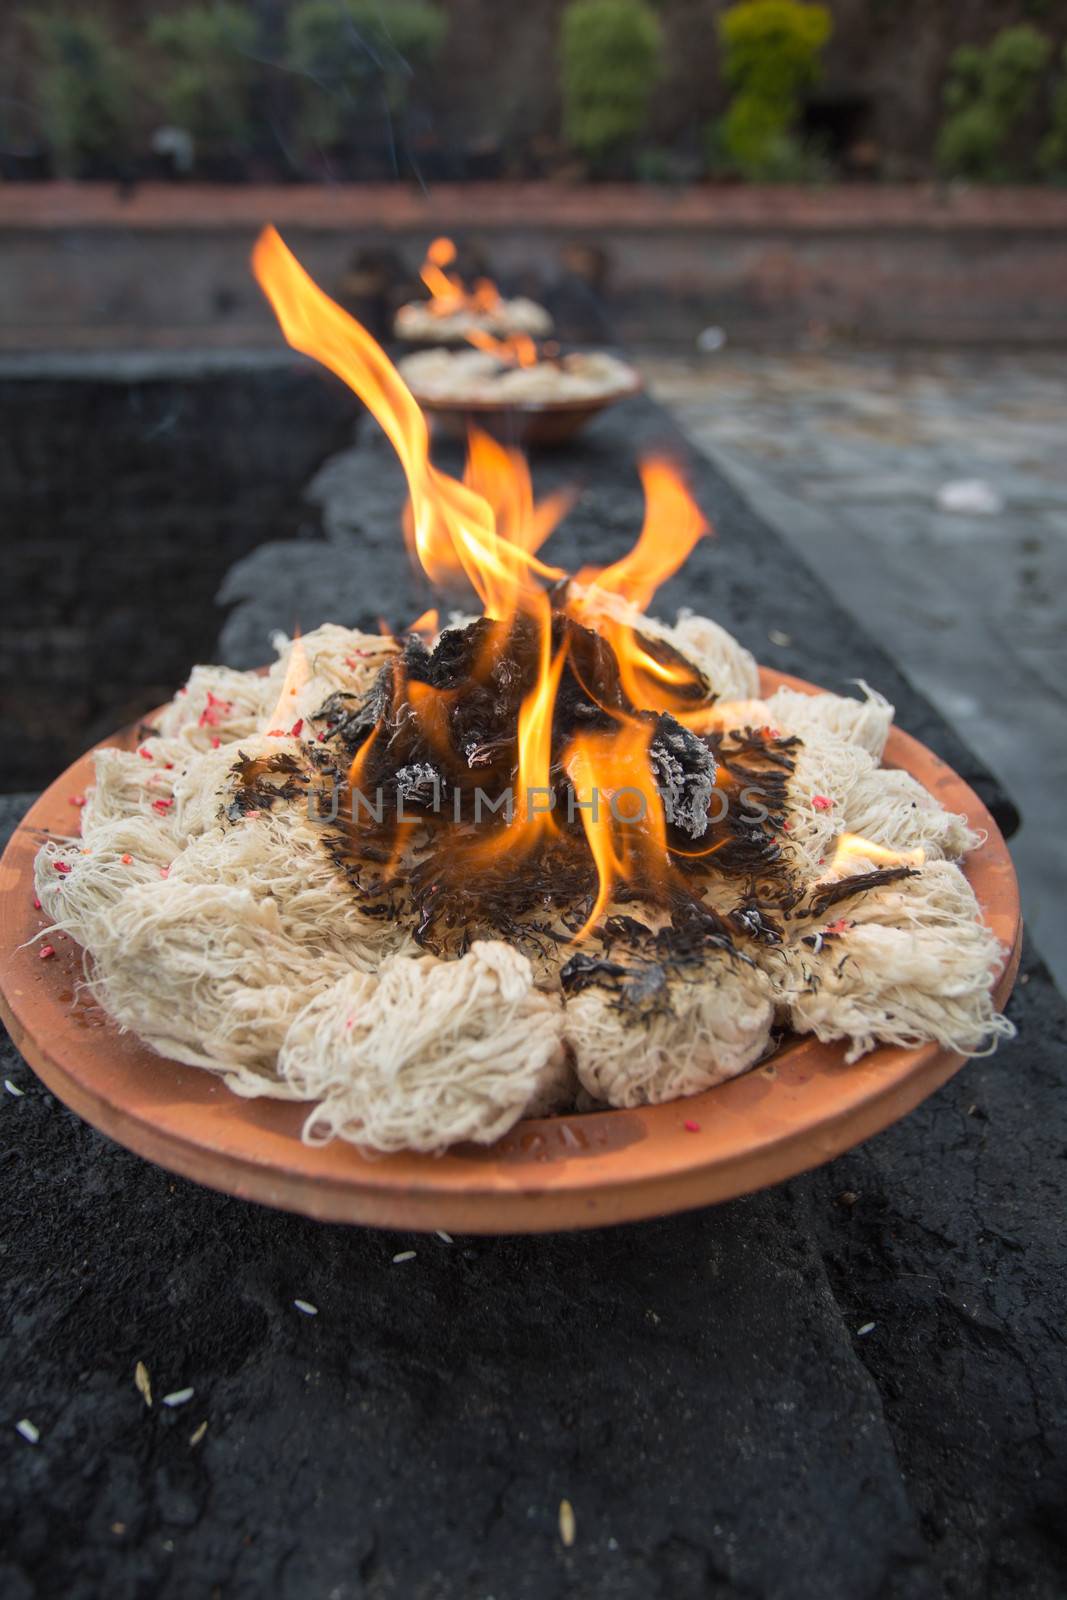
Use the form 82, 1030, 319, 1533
419, 237, 541, 367
465, 328, 540, 368
252, 227, 719, 933
419, 236, 502, 319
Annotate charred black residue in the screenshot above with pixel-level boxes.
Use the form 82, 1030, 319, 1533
803, 865, 918, 919
253, 614, 912, 965
228, 749, 309, 820
309, 611, 735, 950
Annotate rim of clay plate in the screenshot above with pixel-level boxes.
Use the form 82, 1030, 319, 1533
0, 668, 1021, 1233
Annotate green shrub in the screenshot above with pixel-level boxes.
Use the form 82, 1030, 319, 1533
25, 11, 132, 176
561, 0, 663, 168
1038, 45, 1067, 178
286, 0, 447, 149
148, 5, 258, 157
715, 0, 832, 180
937, 24, 1052, 180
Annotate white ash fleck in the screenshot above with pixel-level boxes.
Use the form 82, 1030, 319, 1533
435, 1230, 453, 1244
162, 1387, 195, 1407
392, 1250, 417, 1264
189, 1420, 208, 1447
16, 1419, 40, 1444
4, 1080, 24, 1097
857, 1322, 876, 1336
768, 629, 792, 647
293, 1299, 318, 1316
936, 478, 1003, 516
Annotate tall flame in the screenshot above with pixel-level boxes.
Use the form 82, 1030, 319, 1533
565, 724, 668, 940
571, 459, 712, 716
253, 226, 562, 620
253, 227, 717, 939
463, 428, 573, 562
576, 459, 709, 610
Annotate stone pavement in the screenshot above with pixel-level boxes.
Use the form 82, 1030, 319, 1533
647, 351, 1067, 995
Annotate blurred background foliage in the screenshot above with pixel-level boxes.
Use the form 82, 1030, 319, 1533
3, 0, 1067, 183
713, 0, 831, 179
561, 0, 663, 171
937, 24, 1053, 180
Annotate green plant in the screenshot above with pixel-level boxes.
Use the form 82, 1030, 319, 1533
560, 0, 663, 168
148, 5, 258, 157
714, 0, 831, 180
1038, 44, 1067, 178
937, 24, 1052, 180
286, 1, 447, 149
25, 11, 132, 176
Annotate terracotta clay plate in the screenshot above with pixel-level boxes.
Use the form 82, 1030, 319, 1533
413, 370, 644, 448
0, 669, 1021, 1233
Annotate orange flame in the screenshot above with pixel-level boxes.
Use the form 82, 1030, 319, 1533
576, 459, 709, 611
466, 328, 539, 368
253, 227, 714, 939
565, 723, 668, 940
406, 607, 439, 641
253, 227, 562, 621
419, 236, 502, 321
515, 599, 566, 832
